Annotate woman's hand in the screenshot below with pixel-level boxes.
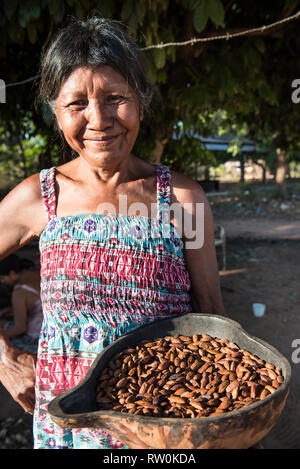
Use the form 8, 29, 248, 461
0, 330, 37, 414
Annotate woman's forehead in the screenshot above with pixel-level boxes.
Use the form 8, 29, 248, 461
58, 65, 131, 96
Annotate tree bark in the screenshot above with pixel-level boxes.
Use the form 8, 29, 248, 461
149, 137, 169, 164
255, 161, 266, 183
275, 148, 288, 194
239, 154, 245, 183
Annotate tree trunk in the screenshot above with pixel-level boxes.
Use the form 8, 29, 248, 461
204, 166, 210, 180
239, 154, 245, 183
255, 161, 266, 183
275, 148, 288, 194
149, 137, 169, 164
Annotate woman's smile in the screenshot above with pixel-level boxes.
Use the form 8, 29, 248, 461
55, 66, 141, 165
83, 134, 120, 147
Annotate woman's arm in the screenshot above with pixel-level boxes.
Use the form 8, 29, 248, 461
172, 172, 226, 316
0, 328, 36, 413
0, 173, 46, 413
5, 289, 28, 338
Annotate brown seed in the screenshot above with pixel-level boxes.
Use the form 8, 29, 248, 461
225, 380, 239, 393
187, 344, 199, 351
135, 400, 158, 410
190, 359, 201, 371
231, 387, 239, 400
260, 389, 270, 399
116, 378, 128, 389
168, 396, 186, 405
174, 387, 187, 396
265, 362, 275, 370
218, 397, 230, 409
265, 385, 276, 393
272, 379, 280, 389
189, 400, 205, 410
206, 398, 220, 407
268, 369, 277, 380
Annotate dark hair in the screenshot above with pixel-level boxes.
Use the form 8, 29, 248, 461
0, 254, 35, 275
37, 17, 153, 162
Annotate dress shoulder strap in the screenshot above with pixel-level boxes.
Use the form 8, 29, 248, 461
14, 284, 40, 297
39, 167, 57, 221
155, 164, 171, 222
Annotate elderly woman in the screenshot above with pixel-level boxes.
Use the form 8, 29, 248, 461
0, 17, 225, 449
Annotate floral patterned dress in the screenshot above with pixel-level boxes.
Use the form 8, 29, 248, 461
33, 164, 192, 449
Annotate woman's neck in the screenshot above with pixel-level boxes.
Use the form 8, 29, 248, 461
16, 270, 40, 291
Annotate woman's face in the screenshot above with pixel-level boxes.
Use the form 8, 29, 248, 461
55, 65, 142, 166
0, 271, 18, 286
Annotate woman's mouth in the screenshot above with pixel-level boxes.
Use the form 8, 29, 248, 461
84, 135, 119, 147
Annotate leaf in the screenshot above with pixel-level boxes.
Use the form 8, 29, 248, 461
156, 69, 167, 84
18, 4, 33, 28
9, 21, 25, 44
128, 11, 138, 33
75, 3, 85, 19
167, 46, 176, 63
153, 48, 166, 69
193, 3, 208, 33
48, 0, 61, 15
136, 2, 146, 24
146, 61, 157, 84
96, 0, 116, 18
206, 0, 225, 25
3, 0, 18, 19
27, 22, 37, 44
53, 2, 65, 23
255, 38, 265, 55
121, 0, 133, 21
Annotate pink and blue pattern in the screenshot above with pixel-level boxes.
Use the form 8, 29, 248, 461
33, 164, 192, 449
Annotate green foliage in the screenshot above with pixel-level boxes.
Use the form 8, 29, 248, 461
1, 0, 300, 181
193, 2, 208, 32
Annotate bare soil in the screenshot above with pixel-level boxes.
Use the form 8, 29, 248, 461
212, 188, 300, 448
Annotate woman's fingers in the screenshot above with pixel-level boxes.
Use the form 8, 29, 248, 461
17, 393, 35, 414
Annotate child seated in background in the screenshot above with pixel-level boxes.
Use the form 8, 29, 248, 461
0, 253, 43, 354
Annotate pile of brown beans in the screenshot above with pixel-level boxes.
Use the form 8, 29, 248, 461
96, 333, 284, 418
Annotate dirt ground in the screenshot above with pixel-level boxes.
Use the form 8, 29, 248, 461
218, 237, 300, 449
0, 184, 299, 449
213, 195, 300, 449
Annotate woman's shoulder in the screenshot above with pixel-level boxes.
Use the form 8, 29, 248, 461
169, 169, 208, 205
11, 285, 27, 301
0, 172, 48, 235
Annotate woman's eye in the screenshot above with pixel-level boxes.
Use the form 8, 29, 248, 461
68, 100, 86, 107
108, 95, 125, 104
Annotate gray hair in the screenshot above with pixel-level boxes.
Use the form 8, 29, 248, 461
39, 17, 153, 113
37, 16, 153, 160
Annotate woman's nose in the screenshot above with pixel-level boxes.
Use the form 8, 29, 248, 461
85, 100, 113, 129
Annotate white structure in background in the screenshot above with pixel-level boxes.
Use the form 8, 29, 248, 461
0, 79, 6, 103
199, 135, 268, 181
